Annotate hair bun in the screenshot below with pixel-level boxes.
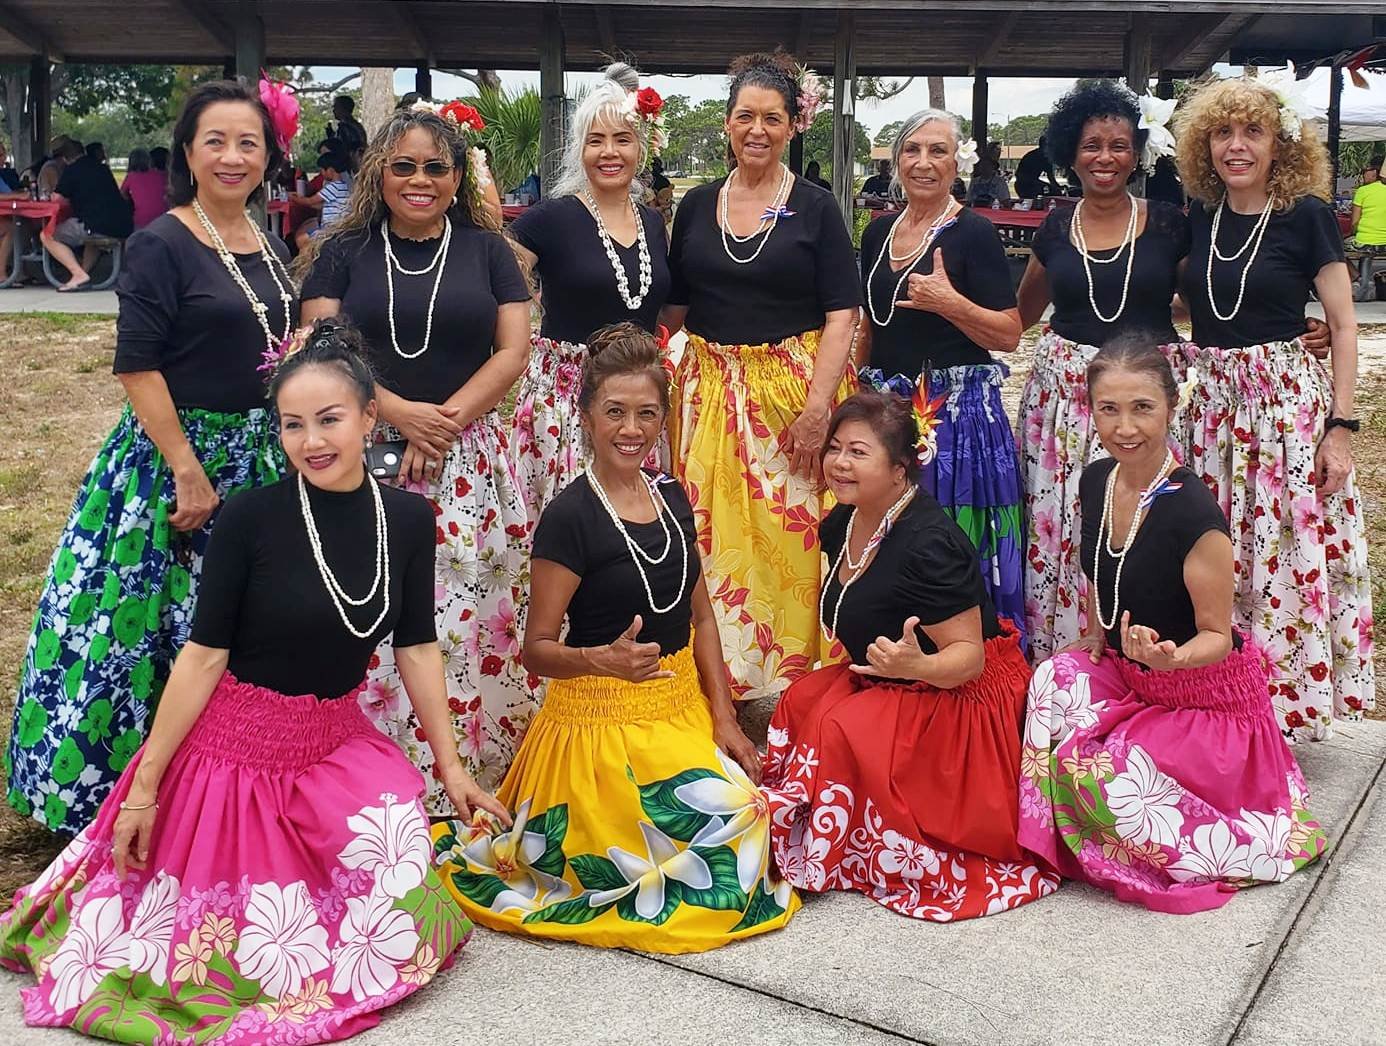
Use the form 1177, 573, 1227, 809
728, 50, 797, 80
603, 62, 640, 93
587, 321, 658, 367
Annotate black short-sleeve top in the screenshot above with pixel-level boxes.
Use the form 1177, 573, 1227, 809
1183, 196, 1345, 349
1033, 200, 1189, 346
509, 195, 671, 344
819, 493, 1001, 668
300, 218, 530, 403
1079, 458, 1238, 656
530, 471, 700, 657
667, 175, 861, 345
114, 214, 296, 413
190, 477, 438, 699
860, 208, 1016, 373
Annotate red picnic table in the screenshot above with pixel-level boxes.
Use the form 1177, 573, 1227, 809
501, 203, 529, 223
1, 198, 64, 289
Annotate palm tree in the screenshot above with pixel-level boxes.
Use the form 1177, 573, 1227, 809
468, 86, 541, 192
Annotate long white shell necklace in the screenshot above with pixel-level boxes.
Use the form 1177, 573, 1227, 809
719, 163, 792, 265
1070, 192, 1138, 325
1092, 450, 1175, 632
820, 485, 916, 641
192, 199, 293, 353
382, 217, 452, 359
865, 199, 958, 328
298, 473, 392, 639
587, 468, 689, 615
1204, 194, 1275, 323
582, 189, 653, 310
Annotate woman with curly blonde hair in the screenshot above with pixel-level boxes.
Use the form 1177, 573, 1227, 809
299, 103, 540, 806
1173, 75, 1373, 741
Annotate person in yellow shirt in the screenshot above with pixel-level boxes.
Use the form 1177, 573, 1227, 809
1349, 160, 1386, 247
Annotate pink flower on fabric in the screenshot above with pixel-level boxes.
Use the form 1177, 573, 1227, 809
1040, 434, 1061, 472
1302, 584, 1327, 625
1019, 777, 1049, 823
463, 712, 488, 756
1032, 507, 1060, 556
359, 678, 402, 723
1360, 610, 1375, 656
1024, 407, 1045, 448
1292, 496, 1323, 542
47, 893, 128, 1015
482, 598, 521, 658
330, 890, 420, 1001
1254, 454, 1285, 496
339, 793, 432, 900
1294, 400, 1318, 440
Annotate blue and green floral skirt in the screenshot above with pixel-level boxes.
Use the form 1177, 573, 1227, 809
6, 404, 284, 834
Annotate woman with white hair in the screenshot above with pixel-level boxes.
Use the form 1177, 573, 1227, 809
856, 108, 1028, 642
508, 62, 672, 517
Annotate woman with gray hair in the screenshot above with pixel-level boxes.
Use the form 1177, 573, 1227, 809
856, 108, 1027, 642
507, 62, 672, 517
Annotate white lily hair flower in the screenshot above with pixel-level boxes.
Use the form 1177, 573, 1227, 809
1137, 94, 1177, 174
1258, 62, 1325, 142
955, 139, 979, 176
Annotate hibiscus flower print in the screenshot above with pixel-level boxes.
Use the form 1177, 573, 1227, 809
339, 793, 432, 900
47, 893, 127, 1015
1291, 496, 1323, 543
127, 871, 181, 986
1169, 820, 1253, 882
877, 830, 941, 881
330, 889, 420, 1002
1104, 746, 1184, 848
234, 881, 331, 1000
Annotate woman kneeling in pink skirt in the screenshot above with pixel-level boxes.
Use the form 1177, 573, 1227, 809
0, 320, 508, 1043
1018, 334, 1326, 914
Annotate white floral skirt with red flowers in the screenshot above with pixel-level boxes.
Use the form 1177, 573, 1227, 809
509, 336, 588, 523
1175, 339, 1375, 741
363, 415, 540, 811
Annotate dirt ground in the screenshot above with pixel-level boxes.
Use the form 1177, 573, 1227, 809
0, 316, 1382, 900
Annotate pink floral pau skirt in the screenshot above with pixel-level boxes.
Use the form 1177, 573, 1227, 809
0, 672, 471, 1043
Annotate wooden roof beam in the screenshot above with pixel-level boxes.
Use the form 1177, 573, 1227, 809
975, 11, 1021, 70
396, 2, 435, 65
1158, 13, 1259, 72
0, 1, 62, 60
173, 0, 236, 54
595, 5, 617, 58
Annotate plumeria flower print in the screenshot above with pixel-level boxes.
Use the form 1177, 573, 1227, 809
675, 749, 774, 892
590, 820, 721, 919
455, 799, 571, 914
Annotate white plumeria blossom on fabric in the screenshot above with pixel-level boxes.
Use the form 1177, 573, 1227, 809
592, 820, 720, 918
1258, 62, 1325, 141
330, 889, 420, 1001
675, 749, 773, 892
339, 793, 431, 900
1104, 745, 1185, 848
127, 871, 181, 986
1138, 94, 1177, 173
459, 799, 571, 913
47, 893, 128, 1015
234, 881, 331, 1001
955, 139, 979, 177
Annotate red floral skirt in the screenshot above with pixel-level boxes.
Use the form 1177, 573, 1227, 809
763, 629, 1059, 921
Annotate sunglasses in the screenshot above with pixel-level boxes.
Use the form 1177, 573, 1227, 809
388, 159, 454, 178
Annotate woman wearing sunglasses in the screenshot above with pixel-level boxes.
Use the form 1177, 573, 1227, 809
299, 103, 538, 807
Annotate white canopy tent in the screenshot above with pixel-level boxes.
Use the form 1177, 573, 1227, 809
1307, 66, 1386, 142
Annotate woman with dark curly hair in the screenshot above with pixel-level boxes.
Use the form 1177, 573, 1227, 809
7, 80, 294, 835
1174, 75, 1373, 741
299, 102, 539, 804
661, 52, 859, 702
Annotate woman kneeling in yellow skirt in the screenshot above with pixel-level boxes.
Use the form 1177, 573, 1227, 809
432, 323, 799, 952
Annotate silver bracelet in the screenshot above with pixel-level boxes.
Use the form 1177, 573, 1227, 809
118, 798, 158, 812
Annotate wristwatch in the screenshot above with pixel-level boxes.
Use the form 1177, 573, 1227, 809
1324, 416, 1361, 433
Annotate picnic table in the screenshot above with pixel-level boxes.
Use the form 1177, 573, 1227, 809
1, 199, 63, 289
267, 198, 290, 239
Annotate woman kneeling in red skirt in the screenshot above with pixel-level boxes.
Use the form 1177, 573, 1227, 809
763, 390, 1059, 921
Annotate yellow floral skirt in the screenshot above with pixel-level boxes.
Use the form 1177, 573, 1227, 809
430, 646, 800, 953
669, 330, 854, 700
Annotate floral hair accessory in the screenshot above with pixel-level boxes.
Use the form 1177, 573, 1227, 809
955, 138, 979, 177
793, 66, 828, 134
619, 86, 669, 156
1137, 94, 1177, 173
1258, 62, 1325, 142
258, 73, 300, 153
258, 324, 313, 380
440, 100, 486, 133
911, 380, 946, 467
470, 147, 493, 191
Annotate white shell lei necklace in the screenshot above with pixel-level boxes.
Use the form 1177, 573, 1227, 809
719, 163, 792, 265
1205, 194, 1275, 323
865, 198, 958, 328
820, 485, 916, 641
1070, 192, 1138, 325
192, 199, 293, 353
582, 189, 653, 310
586, 468, 689, 615
1092, 449, 1174, 631
298, 473, 392, 639
382, 217, 452, 359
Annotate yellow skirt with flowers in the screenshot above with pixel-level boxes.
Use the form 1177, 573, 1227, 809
669, 330, 854, 701
430, 645, 800, 953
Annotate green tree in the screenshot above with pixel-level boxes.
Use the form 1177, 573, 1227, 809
58, 65, 183, 133
997, 114, 1048, 147
661, 96, 729, 178
468, 86, 541, 191
803, 109, 870, 182
874, 120, 904, 147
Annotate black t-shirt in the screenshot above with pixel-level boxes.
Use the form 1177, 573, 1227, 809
862, 175, 891, 196
56, 155, 133, 237
114, 214, 295, 413
510, 195, 671, 344
1079, 458, 1238, 656
0, 166, 21, 192
1033, 201, 1189, 346
333, 116, 368, 157
668, 175, 860, 345
301, 219, 530, 404
860, 208, 1016, 373
1184, 196, 1345, 349
531, 471, 700, 657
820, 494, 1001, 668
1014, 149, 1054, 199
190, 476, 437, 699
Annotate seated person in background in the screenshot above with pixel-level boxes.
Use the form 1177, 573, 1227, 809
1349, 161, 1386, 250
37, 135, 76, 196
1145, 154, 1185, 207
1014, 135, 1058, 198
150, 145, 170, 174
291, 146, 353, 250
0, 138, 27, 284
85, 141, 107, 165
862, 159, 892, 198
120, 146, 170, 230
966, 157, 1012, 207
41, 136, 134, 291
804, 159, 832, 191
649, 154, 675, 224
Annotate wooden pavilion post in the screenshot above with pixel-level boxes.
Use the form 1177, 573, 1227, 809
233, 0, 264, 83
539, 8, 565, 199
830, 10, 857, 227
415, 66, 433, 101
1328, 62, 1344, 189
1124, 15, 1153, 194
971, 74, 988, 153
28, 57, 50, 167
